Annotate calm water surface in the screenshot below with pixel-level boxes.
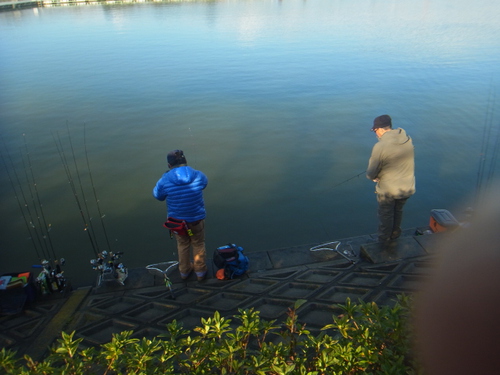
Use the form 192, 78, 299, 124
1, 0, 499, 287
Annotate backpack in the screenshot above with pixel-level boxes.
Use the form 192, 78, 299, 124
213, 244, 249, 280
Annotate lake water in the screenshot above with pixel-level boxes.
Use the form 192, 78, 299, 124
1, 0, 499, 287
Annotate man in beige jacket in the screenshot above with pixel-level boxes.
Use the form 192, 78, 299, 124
366, 115, 415, 242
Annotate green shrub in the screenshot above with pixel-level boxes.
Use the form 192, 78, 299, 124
0, 295, 420, 374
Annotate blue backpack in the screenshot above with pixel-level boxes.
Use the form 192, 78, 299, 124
213, 244, 249, 280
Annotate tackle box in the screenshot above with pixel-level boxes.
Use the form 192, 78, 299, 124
0, 272, 36, 315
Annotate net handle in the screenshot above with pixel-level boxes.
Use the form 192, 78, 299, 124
146, 261, 179, 274
310, 241, 341, 252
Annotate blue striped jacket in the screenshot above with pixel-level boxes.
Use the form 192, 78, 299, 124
153, 165, 208, 222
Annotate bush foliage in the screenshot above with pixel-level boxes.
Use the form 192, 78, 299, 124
0, 295, 420, 374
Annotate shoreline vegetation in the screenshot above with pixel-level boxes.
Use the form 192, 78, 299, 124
1, 295, 422, 374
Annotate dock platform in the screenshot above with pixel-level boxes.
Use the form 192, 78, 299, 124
0, 227, 446, 360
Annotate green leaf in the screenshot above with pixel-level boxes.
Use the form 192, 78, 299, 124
294, 299, 307, 310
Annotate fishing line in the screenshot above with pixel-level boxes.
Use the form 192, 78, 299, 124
53, 130, 99, 257
83, 124, 113, 251
22, 134, 57, 262
0, 144, 42, 260
188, 126, 197, 166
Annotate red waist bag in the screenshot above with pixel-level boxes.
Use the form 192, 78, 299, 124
163, 217, 192, 236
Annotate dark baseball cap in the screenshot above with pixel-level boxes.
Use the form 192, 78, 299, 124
371, 115, 392, 131
167, 150, 187, 166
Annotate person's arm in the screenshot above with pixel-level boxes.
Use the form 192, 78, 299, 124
153, 176, 167, 201
199, 171, 208, 190
366, 144, 382, 182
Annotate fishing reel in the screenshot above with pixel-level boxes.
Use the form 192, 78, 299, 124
90, 251, 128, 286
90, 251, 121, 271
35, 258, 67, 295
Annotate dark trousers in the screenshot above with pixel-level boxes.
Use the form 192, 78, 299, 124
377, 195, 409, 241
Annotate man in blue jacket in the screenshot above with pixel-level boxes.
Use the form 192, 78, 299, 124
153, 150, 208, 281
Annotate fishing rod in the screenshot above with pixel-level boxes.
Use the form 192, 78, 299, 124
0, 145, 43, 260
486, 120, 500, 183
21, 134, 58, 263
83, 124, 113, 252
66, 124, 102, 254
81, 125, 127, 285
485, 90, 499, 184
475, 89, 494, 197
53, 126, 128, 286
331, 171, 366, 189
306, 170, 367, 240
53, 130, 99, 258
475, 87, 498, 206
19, 153, 50, 261
21, 135, 68, 293
2, 136, 67, 294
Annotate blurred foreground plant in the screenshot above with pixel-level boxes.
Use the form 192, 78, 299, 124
0, 294, 420, 374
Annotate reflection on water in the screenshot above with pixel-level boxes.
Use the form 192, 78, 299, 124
0, 0, 499, 287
